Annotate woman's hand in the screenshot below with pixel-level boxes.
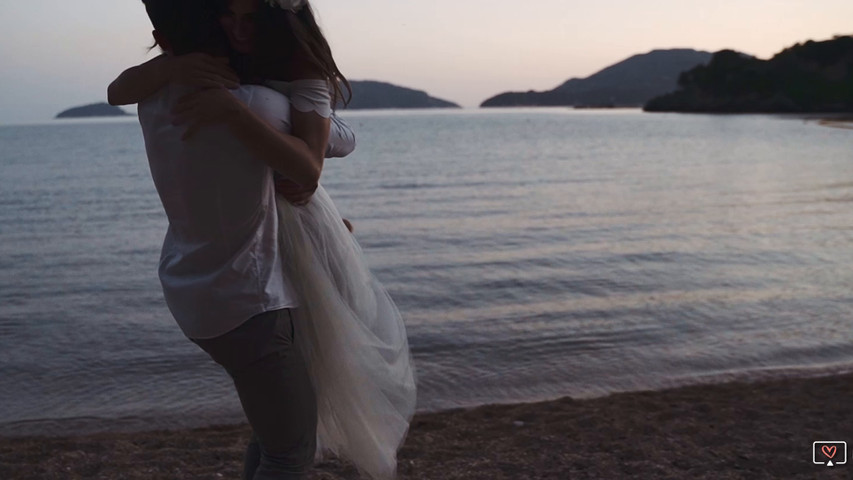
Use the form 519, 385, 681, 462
171, 88, 244, 140
169, 53, 240, 89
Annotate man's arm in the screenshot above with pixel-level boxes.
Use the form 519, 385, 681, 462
326, 113, 356, 158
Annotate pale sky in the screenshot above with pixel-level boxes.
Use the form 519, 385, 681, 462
1, 0, 852, 124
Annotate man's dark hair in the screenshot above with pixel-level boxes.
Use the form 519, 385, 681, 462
142, 0, 229, 55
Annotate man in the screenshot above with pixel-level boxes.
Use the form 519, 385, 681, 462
132, 1, 351, 478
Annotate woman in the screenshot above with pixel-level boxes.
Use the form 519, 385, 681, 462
109, 1, 417, 478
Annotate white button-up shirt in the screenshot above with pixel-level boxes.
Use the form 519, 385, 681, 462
138, 84, 301, 339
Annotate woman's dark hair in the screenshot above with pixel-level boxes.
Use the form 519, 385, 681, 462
142, 0, 229, 56
250, 2, 353, 107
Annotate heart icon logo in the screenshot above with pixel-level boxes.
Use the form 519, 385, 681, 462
822, 445, 837, 459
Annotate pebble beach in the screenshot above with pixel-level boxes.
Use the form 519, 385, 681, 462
3, 372, 853, 479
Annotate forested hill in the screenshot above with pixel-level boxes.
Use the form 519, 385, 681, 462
480, 49, 712, 108
343, 81, 460, 109
55, 81, 458, 119
56, 103, 130, 119
645, 36, 853, 113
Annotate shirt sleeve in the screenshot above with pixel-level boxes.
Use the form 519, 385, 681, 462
270, 79, 356, 158
326, 112, 357, 158
289, 79, 333, 118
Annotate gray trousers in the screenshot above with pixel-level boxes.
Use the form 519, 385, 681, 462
192, 308, 318, 480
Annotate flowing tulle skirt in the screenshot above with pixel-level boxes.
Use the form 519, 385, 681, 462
275, 185, 417, 480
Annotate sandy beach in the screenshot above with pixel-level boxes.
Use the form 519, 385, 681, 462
819, 119, 853, 130
811, 112, 853, 130
2, 373, 853, 479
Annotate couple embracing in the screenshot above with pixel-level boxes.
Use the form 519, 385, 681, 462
108, 1, 417, 479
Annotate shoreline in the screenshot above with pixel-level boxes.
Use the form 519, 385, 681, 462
3, 373, 853, 479
5, 362, 853, 439
817, 117, 853, 129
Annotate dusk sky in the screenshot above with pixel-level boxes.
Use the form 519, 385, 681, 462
1, 0, 852, 124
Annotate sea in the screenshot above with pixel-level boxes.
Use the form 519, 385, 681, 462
1, 108, 852, 437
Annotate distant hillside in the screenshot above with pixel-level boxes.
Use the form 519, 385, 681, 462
343, 81, 460, 109
645, 36, 853, 113
481, 49, 713, 108
56, 102, 130, 119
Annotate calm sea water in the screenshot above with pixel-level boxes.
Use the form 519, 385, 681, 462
1, 109, 852, 436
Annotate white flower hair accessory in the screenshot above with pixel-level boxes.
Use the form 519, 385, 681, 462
265, 0, 307, 12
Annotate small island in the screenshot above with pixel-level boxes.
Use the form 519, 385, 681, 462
56, 102, 131, 119
645, 36, 853, 113
343, 81, 460, 109
58, 83, 458, 117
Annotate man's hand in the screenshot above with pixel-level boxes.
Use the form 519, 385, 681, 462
172, 88, 244, 140
169, 53, 240, 89
275, 178, 317, 206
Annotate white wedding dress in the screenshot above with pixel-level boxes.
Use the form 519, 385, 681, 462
268, 79, 417, 480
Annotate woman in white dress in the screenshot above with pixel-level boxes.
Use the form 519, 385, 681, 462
108, 1, 417, 478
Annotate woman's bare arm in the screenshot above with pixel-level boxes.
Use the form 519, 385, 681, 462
232, 104, 326, 186
172, 82, 352, 229
290, 108, 331, 178
108, 55, 168, 105
172, 88, 324, 186
107, 53, 239, 106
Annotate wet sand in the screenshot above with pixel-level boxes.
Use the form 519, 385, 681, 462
818, 119, 853, 129
813, 114, 853, 129
2, 373, 853, 479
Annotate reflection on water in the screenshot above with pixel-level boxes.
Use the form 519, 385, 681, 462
1, 109, 852, 436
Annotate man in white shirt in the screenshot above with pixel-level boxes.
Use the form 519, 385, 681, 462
135, 1, 350, 478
